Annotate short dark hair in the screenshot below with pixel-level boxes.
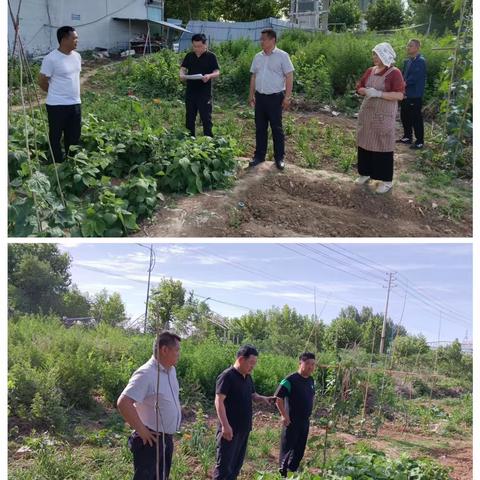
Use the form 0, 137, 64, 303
299, 352, 316, 362
261, 28, 277, 41
153, 331, 181, 356
57, 26, 76, 44
237, 344, 258, 359
192, 33, 207, 44
409, 39, 421, 48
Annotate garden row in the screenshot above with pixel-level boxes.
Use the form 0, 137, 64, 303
9, 315, 471, 436
8, 103, 239, 237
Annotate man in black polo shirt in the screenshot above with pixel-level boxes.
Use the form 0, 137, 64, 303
213, 345, 274, 480
275, 352, 316, 477
180, 33, 220, 137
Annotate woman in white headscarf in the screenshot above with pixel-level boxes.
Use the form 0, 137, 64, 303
355, 42, 405, 194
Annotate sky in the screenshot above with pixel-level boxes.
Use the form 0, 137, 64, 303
57, 242, 473, 344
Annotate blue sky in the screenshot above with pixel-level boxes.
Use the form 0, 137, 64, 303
58, 242, 472, 343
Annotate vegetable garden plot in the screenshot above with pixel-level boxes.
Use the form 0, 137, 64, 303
8, 316, 472, 479
8, 28, 472, 237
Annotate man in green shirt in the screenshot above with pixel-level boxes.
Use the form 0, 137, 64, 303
275, 352, 316, 477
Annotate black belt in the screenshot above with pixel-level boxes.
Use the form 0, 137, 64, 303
147, 428, 173, 438
255, 91, 284, 96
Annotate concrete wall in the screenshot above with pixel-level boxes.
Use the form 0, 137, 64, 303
8, 0, 151, 56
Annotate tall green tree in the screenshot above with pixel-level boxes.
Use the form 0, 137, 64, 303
328, 0, 362, 29
408, 0, 463, 35
60, 285, 91, 318
8, 244, 71, 314
165, 0, 290, 23
366, 0, 405, 30
325, 316, 363, 349
90, 290, 128, 326
148, 278, 186, 332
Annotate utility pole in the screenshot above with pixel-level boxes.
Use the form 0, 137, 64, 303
379, 272, 395, 354
143, 244, 155, 334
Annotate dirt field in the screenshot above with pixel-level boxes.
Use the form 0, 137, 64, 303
136, 138, 472, 238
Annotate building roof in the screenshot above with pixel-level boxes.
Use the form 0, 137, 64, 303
113, 16, 191, 33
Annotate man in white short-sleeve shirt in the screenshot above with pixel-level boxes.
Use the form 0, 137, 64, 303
248, 28, 294, 171
39, 26, 81, 163
117, 332, 182, 480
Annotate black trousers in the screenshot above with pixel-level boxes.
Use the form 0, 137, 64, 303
400, 98, 424, 144
279, 420, 310, 473
213, 428, 250, 480
254, 91, 285, 162
185, 93, 213, 137
128, 431, 174, 480
46, 104, 81, 163
357, 147, 394, 182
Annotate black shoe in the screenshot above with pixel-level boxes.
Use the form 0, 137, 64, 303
275, 158, 285, 170
396, 137, 412, 144
409, 142, 424, 150
248, 157, 265, 168
278, 468, 287, 478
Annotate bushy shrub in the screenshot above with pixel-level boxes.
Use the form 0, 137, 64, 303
9, 362, 67, 429
214, 41, 259, 99
177, 338, 237, 399
252, 354, 298, 396
116, 50, 183, 99
292, 50, 332, 102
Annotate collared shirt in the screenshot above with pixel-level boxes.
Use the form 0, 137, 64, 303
275, 372, 315, 423
215, 366, 256, 433
402, 54, 426, 98
250, 47, 294, 95
120, 356, 181, 434
40, 49, 82, 105
181, 50, 220, 96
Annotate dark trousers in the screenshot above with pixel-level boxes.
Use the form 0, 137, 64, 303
46, 104, 81, 163
357, 147, 394, 182
185, 93, 213, 137
128, 431, 174, 480
279, 420, 310, 473
400, 98, 424, 144
254, 91, 285, 162
213, 428, 250, 480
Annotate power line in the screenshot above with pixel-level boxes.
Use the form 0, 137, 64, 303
74, 263, 253, 313
326, 244, 471, 327
200, 246, 354, 310
300, 244, 387, 284
319, 244, 388, 278
396, 274, 470, 323
280, 244, 385, 287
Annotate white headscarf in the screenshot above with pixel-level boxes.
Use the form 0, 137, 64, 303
372, 42, 396, 67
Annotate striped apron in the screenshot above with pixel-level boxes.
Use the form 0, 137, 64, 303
357, 67, 398, 153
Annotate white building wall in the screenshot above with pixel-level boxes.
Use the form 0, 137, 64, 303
8, 0, 149, 56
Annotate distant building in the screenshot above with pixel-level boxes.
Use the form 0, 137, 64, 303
359, 0, 374, 12
290, 0, 331, 31
428, 340, 473, 355
62, 316, 96, 328
8, 0, 188, 56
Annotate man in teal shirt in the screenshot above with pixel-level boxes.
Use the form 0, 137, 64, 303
275, 352, 316, 477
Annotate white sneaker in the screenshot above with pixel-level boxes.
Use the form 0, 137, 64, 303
376, 181, 393, 194
355, 175, 370, 185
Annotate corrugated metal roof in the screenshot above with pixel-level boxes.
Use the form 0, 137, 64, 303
113, 16, 191, 33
